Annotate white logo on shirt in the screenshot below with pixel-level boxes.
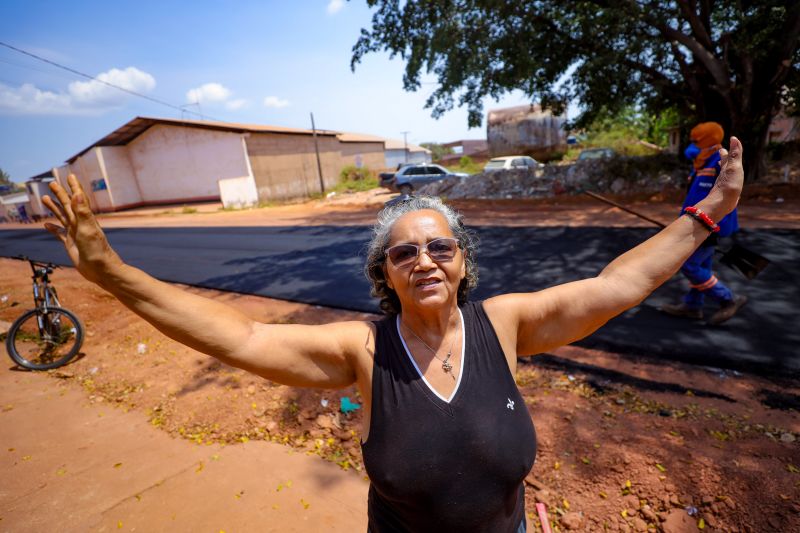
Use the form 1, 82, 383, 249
506, 398, 515, 410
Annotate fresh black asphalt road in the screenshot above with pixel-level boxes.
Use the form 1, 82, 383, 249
2, 225, 797, 376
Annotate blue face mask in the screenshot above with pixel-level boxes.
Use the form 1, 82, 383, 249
684, 143, 701, 160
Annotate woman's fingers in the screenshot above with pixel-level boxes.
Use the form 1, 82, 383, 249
48, 180, 77, 227
67, 173, 87, 199
42, 194, 68, 227
44, 222, 67, 244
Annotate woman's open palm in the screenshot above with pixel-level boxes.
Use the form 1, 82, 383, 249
41, 174, 121, 285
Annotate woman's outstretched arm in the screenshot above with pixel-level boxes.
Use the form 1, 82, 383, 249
41, 175, 368, 388
484, 137, 745, 357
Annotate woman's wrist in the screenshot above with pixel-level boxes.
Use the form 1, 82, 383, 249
694, 196, 727, 224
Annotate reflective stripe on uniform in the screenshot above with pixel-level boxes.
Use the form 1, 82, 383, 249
690, 275, 718, 291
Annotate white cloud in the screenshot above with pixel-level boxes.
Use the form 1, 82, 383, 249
327, 0, 344, 15
185, 83, 250, 111
263, 96, 290, 109
225, 98, 248, 111
70, 67, 156, 105
185, 82, 231, 104
0, 66, 156, 115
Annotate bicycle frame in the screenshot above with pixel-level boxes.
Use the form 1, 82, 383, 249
27, 260, 61, 341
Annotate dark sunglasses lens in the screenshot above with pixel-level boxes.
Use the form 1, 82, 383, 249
388, 245, 418, 265
428, 239, 457, 259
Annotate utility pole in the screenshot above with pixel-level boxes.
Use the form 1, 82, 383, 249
310, 112, 325, 193
401, 131, 410, 163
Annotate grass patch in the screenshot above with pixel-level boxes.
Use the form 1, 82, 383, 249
444, 155, 482, 175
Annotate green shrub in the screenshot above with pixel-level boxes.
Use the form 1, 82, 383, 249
334, 165, 378, 193
339, 165, 373, 182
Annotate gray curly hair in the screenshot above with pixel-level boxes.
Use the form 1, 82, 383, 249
363, 195, 479, 315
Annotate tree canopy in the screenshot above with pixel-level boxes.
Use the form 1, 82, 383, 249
352, 1, 800, 180
0, 167, 13, 186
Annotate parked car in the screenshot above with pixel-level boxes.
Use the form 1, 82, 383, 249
577, 147, 615, 160
484, 156, 542, 171
382, 164, 468, 194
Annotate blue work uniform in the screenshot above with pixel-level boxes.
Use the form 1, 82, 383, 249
679, 151, 738, 308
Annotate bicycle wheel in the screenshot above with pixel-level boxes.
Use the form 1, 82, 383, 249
5, 307, 84, 370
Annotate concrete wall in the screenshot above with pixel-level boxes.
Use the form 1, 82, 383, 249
219, 175, 259, 208
72, 148, 110, 212
246, 132, 341, 200
98, 146, 141, 208
339, 142, 386, 170
127, 124, 249, 204
24, 180, 54, 217
52, 165, 70, 189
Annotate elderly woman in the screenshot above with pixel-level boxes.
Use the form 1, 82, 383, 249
42, 139, 744, 532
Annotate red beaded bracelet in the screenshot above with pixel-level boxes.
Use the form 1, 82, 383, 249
684, 206, 720, 233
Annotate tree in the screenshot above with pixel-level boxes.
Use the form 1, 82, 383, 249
352, 1, 800, 181
0, 167, 12, 186
420, 142, 454, 161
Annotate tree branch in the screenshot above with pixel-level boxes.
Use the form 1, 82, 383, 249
676, 0, 714, 50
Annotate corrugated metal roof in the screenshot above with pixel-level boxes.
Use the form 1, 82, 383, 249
337, 132, 387, 143
337, 132, 430, 153
383, 138, 431, 153
67, 116, 340, 163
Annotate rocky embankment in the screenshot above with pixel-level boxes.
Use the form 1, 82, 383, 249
420, 154, 687, 199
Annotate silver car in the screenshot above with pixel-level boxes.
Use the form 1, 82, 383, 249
387, 164, 468, 194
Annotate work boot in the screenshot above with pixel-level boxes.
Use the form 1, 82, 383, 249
708, 295, 748, 326
660, 303, 703, 320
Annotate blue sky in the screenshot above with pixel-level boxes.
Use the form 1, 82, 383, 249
0, 0, 531, 182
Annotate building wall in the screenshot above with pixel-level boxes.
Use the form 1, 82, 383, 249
72, 148, 112, 212
246, 132, 341, 200
52, 165, 70, 189
385, 149, 408, 169
24, 180, 53, 217
339, 142, 386, 171
487, 106, 567, 160
98, 146, 141, 207
386, 149, 431, 168
127, 124, 249, 203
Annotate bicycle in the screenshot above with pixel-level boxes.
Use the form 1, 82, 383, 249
4, 256, 84, 370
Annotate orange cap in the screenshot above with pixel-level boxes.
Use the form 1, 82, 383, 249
690, 122, 724, 149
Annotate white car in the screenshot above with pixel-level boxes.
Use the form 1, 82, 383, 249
484, 156, 542, 171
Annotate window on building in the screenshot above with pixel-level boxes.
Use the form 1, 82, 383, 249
91, 179, 108, 191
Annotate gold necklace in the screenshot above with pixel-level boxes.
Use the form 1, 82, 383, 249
402, 318, 460, 380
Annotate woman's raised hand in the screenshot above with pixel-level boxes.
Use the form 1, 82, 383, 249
704, 136, 745, 219
41, 174, 122, 285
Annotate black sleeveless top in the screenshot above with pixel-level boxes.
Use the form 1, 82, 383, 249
362, 301, 537, 532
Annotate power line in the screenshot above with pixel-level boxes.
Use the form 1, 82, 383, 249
0, 41, 219, 121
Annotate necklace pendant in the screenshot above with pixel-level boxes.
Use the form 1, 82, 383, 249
442, 360, 453, 374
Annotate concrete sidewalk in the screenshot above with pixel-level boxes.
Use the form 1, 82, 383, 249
0, 364, 368, 532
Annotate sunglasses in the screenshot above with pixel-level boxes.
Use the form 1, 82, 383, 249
385, 237, 459, 267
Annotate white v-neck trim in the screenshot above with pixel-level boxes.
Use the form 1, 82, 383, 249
396, 309, 466, 404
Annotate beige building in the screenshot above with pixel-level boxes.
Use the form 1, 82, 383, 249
54, 117, 431, 212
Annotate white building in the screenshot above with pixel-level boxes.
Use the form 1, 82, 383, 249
383, 138, 432, 169
0, 192, 34, 222
53, 117, 429, 212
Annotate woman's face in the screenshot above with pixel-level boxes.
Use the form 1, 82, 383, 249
383, 209, 466, 312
